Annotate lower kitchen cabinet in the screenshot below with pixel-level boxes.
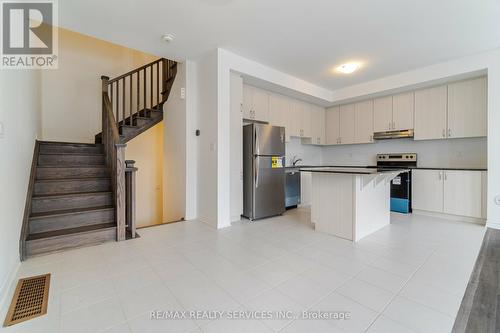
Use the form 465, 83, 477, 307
412, 169, 486, 219
300, 172, 312, 206
412, 170, 444, 213
443, 170, 484, 218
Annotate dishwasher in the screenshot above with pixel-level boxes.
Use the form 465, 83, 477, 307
285, 169, 301, 208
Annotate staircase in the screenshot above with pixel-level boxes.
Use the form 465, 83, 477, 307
24, 141, 115, 257
20, 58, 177, 259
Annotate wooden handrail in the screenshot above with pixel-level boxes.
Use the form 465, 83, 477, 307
101, 58, 177, 241
108, 59, 162, 84
103, 58, 177, 131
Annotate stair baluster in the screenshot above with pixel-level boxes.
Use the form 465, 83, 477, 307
100, 58, 177, 241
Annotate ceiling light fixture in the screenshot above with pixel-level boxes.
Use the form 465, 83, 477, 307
336, 62, 361, 74
162, 34, 175, 43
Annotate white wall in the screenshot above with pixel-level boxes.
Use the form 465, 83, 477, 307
163, 63, 187, 223
229, 73, 243, 222
0, 70, 41, 309
286, 138, 323, 166
125, 123, 164, 227
322, 137, 487, 168
185, 60, 198, 220
41, 28, 157, 143
195, 51, 219, 227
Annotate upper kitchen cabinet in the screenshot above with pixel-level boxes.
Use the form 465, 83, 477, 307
339, 104, 356, 144
447, 77, 487, 138
414, 85, 447, 140
269, 93, 291, 141
308, 104, 326, 145
373, 96, 393, 132
354, 100, 374, 143
242, 84, 269, 122
392, 92, 414, 131
290, 100, 312, 138
326, 106, 340, 145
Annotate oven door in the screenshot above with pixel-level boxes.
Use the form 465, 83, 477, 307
390, 171, 411, 213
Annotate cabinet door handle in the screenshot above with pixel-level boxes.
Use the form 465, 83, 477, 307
442, 129, 445, 138
448, 128, 451, 137
392, 121, 395, 130
438, 171, 442, 180
370, 135, 373, 142
444, 171, 447, 181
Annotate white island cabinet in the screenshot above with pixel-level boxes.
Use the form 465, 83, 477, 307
303, 167, 406, 241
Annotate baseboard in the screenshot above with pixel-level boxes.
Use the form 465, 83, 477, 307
230, 215, 242, 223
412, 209, 486, 225
486, 220, 500, 230
0, 262, 20, 314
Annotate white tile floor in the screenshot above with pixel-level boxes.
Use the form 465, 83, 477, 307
0, 208, 485, 333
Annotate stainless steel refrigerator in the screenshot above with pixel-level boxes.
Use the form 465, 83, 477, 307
242, 123, 286, 220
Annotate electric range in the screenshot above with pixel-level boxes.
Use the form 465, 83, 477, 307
376, 153, 417, 214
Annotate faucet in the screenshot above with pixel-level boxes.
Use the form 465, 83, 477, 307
291, 156, 303, 166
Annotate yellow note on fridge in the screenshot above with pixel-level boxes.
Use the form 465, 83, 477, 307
271, 157, 283, 168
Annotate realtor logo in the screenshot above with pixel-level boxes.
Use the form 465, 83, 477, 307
1, 0, 58, 69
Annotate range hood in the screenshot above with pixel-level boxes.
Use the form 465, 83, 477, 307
373, 129, 414, 140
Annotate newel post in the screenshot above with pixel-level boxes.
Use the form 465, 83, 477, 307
116, 144, 127, 241
125, 160, 137, 239
101, 75, 110, 93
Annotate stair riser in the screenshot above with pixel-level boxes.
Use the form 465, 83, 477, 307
36, 167, 109, 180
26, 227, 116, 257
29, 209, 115, 234
31, 193, 113, 214
119, 127, 138, 137
40, 144, 103, 154
34, 179, 111, 195
133, 118, 150, 127
38, 154, 105, 166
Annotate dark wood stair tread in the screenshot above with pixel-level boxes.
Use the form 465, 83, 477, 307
32, 190, 112, 199
36, 165, 109, 169
39, 141, 102, 147
27, 223, 116, 241
39, 152, 104, 156
30, 205, 114, 219
34, 177, 111, 183
37, 164, 107, 168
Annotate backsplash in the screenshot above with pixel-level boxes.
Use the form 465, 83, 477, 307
322, 137, 487, 168
286, 137, 487, 168
285, 138, 323, 166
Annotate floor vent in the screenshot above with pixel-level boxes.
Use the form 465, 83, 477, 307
3, 274, 50, 327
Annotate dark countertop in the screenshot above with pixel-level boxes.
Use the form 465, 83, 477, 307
409, 166, 487, 171
300, 167, 410, 175
286, 165, 487, 172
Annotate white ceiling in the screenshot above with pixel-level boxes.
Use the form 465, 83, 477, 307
59, 0, 500, 91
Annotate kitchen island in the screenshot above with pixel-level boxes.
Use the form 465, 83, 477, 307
300, 167, 408, 242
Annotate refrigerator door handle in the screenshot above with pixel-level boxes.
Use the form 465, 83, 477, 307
255, 126, 260, 155
255, 156, 260, 188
